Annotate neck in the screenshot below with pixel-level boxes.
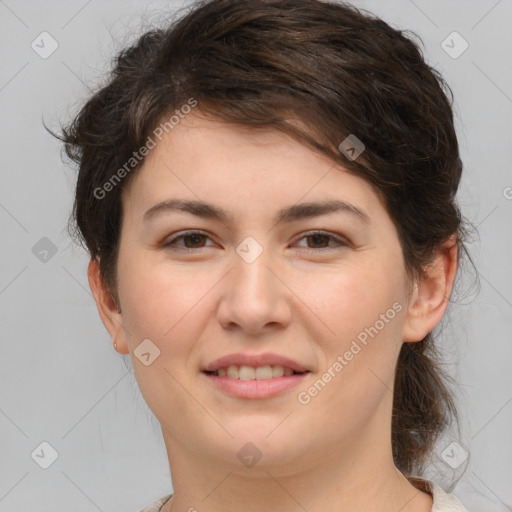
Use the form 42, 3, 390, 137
159, 421, 432, 512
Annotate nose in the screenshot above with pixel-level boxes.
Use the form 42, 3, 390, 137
215, 240, 293, 335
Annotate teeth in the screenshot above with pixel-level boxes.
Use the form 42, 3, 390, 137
256, 366, 273, 380
227, 366, 239, 379
239, 366, 256, 380
215, 364, 299, 379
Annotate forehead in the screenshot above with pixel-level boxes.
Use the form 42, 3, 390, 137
122, 111, 385, 222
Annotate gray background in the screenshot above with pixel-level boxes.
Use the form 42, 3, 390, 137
0, 0, 511, 511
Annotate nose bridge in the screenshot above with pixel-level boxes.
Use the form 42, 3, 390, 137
217, 234, 290, 332
233, 234, 277, 304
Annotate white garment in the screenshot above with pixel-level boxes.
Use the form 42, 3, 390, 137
430, 481, 469, 512
137, 479, 469, 512
136, 493, 172, 512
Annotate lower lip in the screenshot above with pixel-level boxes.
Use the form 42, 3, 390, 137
203, 372, 309, 399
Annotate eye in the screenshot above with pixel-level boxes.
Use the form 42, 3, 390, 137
161, 230, 348, 253
294, 230, 348, 252
161, 230, 214, 252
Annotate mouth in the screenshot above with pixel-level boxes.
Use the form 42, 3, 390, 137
202, 362, 311, 399
203, 365, 309, 379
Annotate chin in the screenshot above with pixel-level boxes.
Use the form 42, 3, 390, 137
207, 425, 312, 469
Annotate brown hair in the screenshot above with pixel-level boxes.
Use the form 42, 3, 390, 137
50, 0, 472, 479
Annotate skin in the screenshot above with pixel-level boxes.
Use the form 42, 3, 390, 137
88, 111, 458, 512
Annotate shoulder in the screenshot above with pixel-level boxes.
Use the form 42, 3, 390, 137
136, 493, 173, 512
430, 482, 469, 512
408, 477, 468, 512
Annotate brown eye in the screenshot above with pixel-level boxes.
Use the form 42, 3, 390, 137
181, 233, 208, 248
295, 231, 348, 251
162, 231, 213, 251
305, 233, 331, 248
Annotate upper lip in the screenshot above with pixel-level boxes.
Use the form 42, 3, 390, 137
202, 353, 310, 373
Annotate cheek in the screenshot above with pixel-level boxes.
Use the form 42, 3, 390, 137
116, 257, 212, 420
325, 266, 405, 362
116, 249, 224, 391
306, 263, 404, 344
296, 279, 404, 433
303, 263, 406, 402
119, 266, 205, 345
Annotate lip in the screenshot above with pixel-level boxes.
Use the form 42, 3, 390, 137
202, 352, 310, 373
203, 372, 309, 399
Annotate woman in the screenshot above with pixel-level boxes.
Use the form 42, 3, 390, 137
54, 0, 471, 510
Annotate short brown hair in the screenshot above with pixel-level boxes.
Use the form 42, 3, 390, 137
51, 0, 472, 479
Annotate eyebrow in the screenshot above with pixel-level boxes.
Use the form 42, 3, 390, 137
143, 198, 371, 225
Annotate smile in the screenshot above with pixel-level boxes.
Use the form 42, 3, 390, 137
206, 364, 306, 379
203, 367, 310, 399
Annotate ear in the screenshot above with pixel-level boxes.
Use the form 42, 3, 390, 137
402, 235, 458, 342
87, 258, 129, 354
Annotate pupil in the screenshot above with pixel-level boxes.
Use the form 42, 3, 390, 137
310, 234, 327, 248
186, 234, 204, 247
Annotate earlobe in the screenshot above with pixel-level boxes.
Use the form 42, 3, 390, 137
402, 236, 458, 343
87, 258, 129, 354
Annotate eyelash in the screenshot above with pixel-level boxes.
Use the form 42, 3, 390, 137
161, 230, 349, 254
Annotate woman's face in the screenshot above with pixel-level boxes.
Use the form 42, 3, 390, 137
95, 112, 426, 473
